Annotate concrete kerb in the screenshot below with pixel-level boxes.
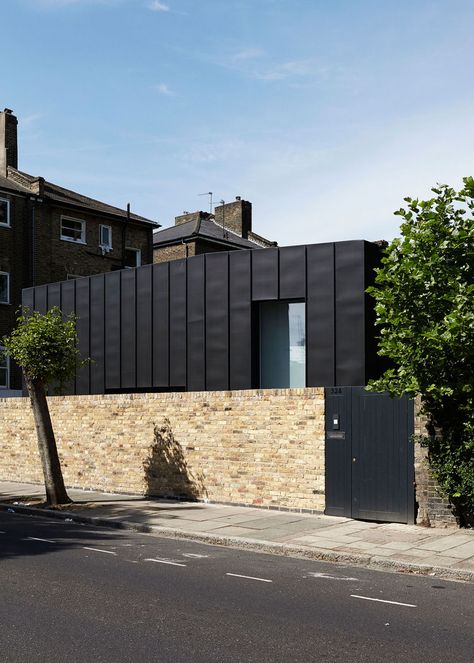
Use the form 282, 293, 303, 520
2, 503, 473, 584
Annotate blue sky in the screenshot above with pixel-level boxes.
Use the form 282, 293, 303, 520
4, 0, 474, 244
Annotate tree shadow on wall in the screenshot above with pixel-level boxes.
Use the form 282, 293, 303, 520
144, 419, 207, 501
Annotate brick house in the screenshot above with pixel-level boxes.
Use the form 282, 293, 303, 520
153, 197, 276, 264
0, 108, 159, 392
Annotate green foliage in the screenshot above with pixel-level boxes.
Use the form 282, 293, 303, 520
368, 179, 474, 520
1, 307, 83, 387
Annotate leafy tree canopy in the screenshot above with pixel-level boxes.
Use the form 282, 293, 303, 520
368, 179, 474, 520
1, 307, 80, 387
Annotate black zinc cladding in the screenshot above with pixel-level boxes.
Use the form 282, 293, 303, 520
22, 240, 383, 395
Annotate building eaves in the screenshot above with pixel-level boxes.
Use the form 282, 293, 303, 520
43, 181, 159, 226
3, 168, 159, 226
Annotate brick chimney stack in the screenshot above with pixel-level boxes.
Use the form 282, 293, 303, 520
0, 108, 18, 175
214, 197, 252, 238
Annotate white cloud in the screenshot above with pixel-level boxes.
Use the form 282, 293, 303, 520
153, 83, 174, 96
148, 0, 169, 10
232, 48, 266, 61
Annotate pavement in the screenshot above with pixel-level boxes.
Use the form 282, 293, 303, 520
1, 480, 473, 583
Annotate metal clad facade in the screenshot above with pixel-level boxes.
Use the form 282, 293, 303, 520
104, 271, 121, 390
187, 255, 206, 391
205, 253, 229, 390
306, 243, 335, 386
169, 260, 187, 388
251, 247, 278, 301
229, 251, 252, 390
152, 262, 169, 387
136, 265, 153, 388
279, 245, 306, 300
90, 274, 105, 394
23, 241, 382, 394
75, 277, 90, 394
335, 241, 366, 386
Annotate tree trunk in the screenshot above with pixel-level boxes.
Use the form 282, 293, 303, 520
25, 375, 71, 506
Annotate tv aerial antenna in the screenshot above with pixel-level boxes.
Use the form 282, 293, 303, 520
198, 191, 213, 214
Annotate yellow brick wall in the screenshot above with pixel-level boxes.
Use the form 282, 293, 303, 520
0, 388, 326, 511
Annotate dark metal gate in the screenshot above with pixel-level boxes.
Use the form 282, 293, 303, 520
325, 387, 415, 524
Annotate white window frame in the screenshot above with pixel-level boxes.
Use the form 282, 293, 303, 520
0, 271, 10, 304
125, 247, 141, 268
60, 215, 86, 244
0, 346, 9, 389
0, 198, 10, 228
99, 224, 113, 251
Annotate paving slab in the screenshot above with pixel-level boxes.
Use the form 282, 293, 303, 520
1, 480, 473, 583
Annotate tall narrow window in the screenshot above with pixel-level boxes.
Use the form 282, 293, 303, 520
0, 272, 10, 304
0, 347, 9, 389
260, 301, 306, 388
99, 224, 112, 251
0, 198, 10, 227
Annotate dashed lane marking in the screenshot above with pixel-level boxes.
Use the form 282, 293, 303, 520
145, 558, 187, 567
226, 573, 273, 583
350, 595, 417, 608
307, 572, 359, 581
83, 547, 117, 555
24, 537, 56, 544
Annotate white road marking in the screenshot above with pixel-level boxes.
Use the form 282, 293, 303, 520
144, 558, 187, 567
24, 537, 55, 544
83, 547, 117, 555
350, 595, 417, 608
0, 530, 6, 534
308, 572, 358, 581
182, 553, 209, 559
226, 573, 273, 583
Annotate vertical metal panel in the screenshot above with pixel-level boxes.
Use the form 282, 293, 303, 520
105, 271, 121, 390
205, 252, 229, 390
152, 262, 169, 388
60, 280, 76, 395
47, 283, 61, 309
34, 285, 48, 314
306, 243, 335, 387
251, 247, 278, 301
22, 288, 34, 312
187, 255, 205, 391
121, 269, 136, 389
90, 274, 105, 394
75, 277, 90, 394
136, 265, 152, 388
335, 241, 366, 386
279, 245, 306, 300
229, 251, 252, 390
169, 259, 187, 387
364, 242, 384, 383
324, 387, 352, 517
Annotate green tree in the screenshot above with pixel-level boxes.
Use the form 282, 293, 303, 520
1, 307, 85, 506
368, 179, 474, 523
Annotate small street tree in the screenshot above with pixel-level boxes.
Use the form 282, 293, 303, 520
1, 307, 85, 506
368, 178, 474, 524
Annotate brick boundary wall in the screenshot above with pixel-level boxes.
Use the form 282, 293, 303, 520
414, 397, 459, 527
0, 388, 326, 512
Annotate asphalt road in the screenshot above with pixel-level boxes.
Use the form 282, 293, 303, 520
0, 511, 472, 663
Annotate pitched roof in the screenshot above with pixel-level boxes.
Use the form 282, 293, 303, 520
0, 173, 30, 193
153, 217, 264, 249
42, 179, 157, 225
0, 169, 158, 226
